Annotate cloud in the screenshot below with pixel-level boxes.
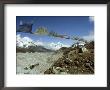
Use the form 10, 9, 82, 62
83, 31, 94, 41
22, 37, 33, 42
89, 16, 94, 22
35, 40, 44, 46
48, 42, 70, 50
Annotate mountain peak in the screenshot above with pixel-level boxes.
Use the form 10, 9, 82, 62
16, 34, 37, 48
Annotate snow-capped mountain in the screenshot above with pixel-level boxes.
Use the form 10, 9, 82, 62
16, 34, 54, 53
16, 34, 70, 53
16, 34, 43, 48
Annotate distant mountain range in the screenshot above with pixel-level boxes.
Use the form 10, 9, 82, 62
16, 34, 71, 53
16, 34, 54, 53
16, 45, 54, 53
16, 34, 94, 53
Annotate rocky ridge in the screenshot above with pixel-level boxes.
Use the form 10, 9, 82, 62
44, 41, 94, 74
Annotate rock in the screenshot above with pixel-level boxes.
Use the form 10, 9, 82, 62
82, 47, 88, 52
44, 68, 55, 74
85, 41, 94, 49
56, 67, 65, 72
85, 63, 94, 72
74, 60, 80, 67
52, 67, 60, 74
56, 67, 62, 70
29, 63, 39, 69
68, 53, 79, 61
52, 67, 66, 74
64, 59, 71, 65
24, 67, 28, 70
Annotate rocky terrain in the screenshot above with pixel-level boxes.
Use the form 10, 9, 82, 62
44, 41, 94, 74
16, 34, 94, 74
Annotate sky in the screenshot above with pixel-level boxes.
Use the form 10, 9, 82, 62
16, 16, 94, 47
